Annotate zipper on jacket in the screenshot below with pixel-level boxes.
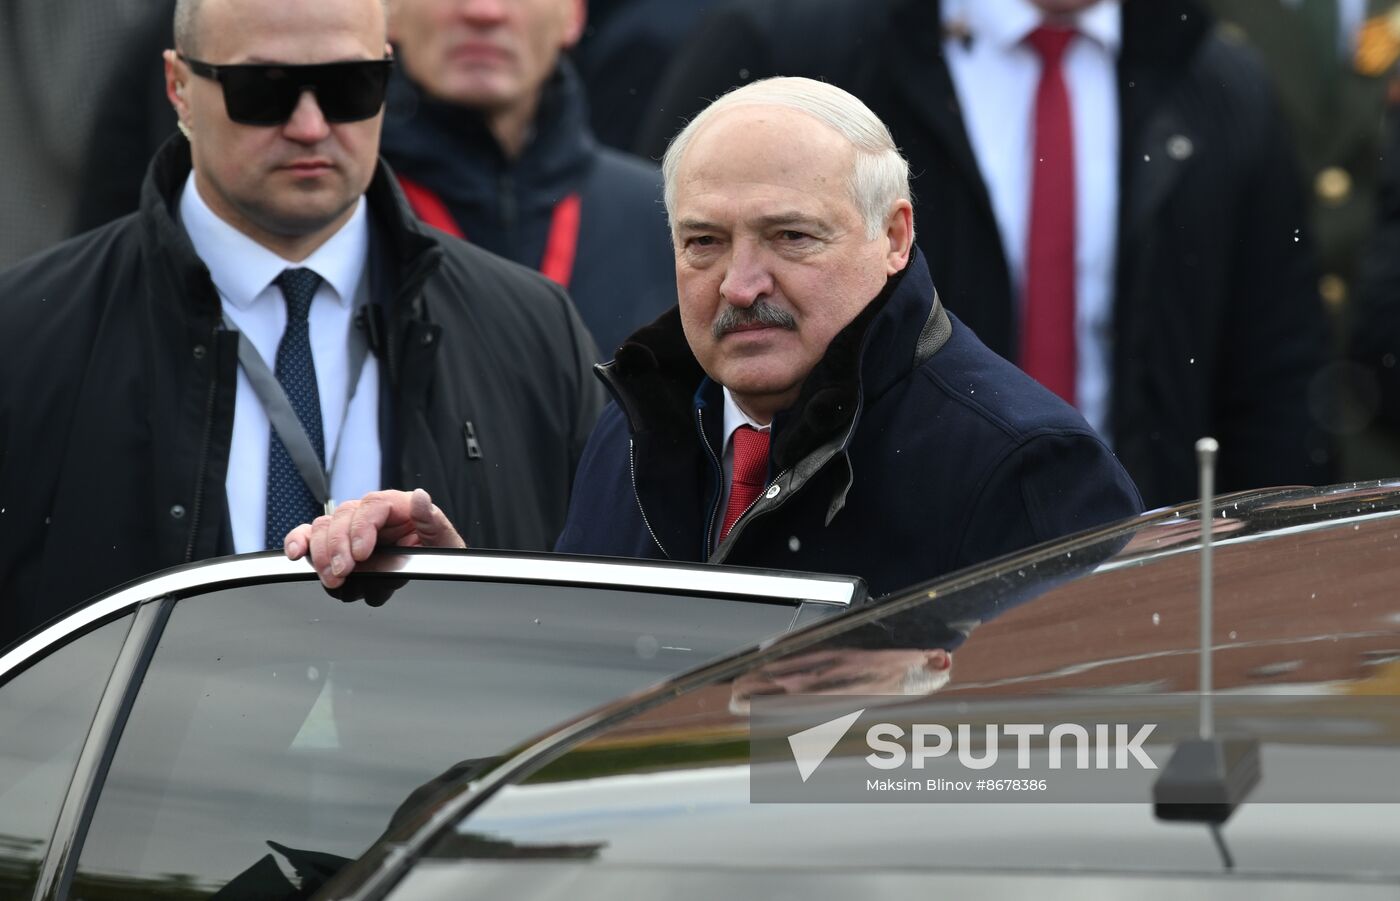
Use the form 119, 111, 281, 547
716, 464, 791, 557
697, 406, 724, 555
183, 331, 221, 562
463, 421, 483, 460
498, 173, 517, 248
629, 438, 668, 558
385, 310, 402, 386
700, 406, 795, 558
721, 393, 863, 553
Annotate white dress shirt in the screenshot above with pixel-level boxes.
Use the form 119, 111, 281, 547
943, 0, 1120, 438
180, 173, 382, 552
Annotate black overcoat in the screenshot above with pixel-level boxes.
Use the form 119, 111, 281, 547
0, 138, 604, 647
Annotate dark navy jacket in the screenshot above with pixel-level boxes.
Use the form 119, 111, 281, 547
380, 58, 676, 356
556, 251, 1143, 598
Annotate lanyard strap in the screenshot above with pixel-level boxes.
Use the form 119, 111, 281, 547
538, 192, 581, 288
224, 272, 372, 515
395, 174, 582, 288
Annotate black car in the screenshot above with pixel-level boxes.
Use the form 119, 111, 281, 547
321, 483, 1400, 901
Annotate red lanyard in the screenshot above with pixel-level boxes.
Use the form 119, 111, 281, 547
396, 175, 581, 289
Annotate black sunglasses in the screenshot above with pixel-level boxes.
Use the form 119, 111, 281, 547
179, 54, 394, 126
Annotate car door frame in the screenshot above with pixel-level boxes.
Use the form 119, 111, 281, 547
1, 550, 863, 901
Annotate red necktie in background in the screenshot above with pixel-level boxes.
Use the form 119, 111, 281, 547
720, 425, 770, 542
1023, 25, 1077, 405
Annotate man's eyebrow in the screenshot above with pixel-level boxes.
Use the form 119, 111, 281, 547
752, 213, 832, 234
239, 55, 379, 65
675, 213, 833, 234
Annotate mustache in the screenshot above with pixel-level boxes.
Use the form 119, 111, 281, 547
713, 299, 797, 339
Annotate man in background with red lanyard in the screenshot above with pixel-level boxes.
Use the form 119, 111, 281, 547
381, 0, 677, 356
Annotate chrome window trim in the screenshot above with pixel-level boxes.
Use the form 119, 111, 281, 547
33, 600, 171, 901
0, 552, 860, 680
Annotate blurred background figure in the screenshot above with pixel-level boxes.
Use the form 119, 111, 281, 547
1349, 99, 1400, 446
71, 1, 179, 235
569, 0, 723, 151
1203, 0, 1400, 479
1202, 1, 1385, 324
637, 0, 1335, 508
0, 0, 154, 268
382, 0, 675, 355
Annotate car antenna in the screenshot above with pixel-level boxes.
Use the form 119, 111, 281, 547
1151, 437, 1260, 869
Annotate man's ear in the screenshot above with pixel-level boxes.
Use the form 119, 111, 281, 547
164, 49, 190, 121
883, 199, 915, 275
386, 0, 403, 45
561, 0, 587, 49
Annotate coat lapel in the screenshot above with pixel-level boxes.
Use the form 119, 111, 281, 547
1118, 0, 1210, 239
887, 0, 998, 233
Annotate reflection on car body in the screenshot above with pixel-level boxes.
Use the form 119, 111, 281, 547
7, 483, 1400, 900
318, 482, 1400, 901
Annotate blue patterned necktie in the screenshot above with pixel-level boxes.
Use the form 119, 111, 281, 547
264, 267, 326, 549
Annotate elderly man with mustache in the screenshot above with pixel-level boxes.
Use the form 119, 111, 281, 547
288, 77, 1141, 598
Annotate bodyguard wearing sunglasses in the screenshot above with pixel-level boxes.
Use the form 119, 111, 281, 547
0, 0, 605, 649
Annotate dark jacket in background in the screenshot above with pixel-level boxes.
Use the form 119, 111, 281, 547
0, 0, 155, 267
570, 0, 724, 151
1203, 0, 1398, 479
555, 250, 1144, 599
1201, 0, 1390, 315
70, 0, 178, 235
638, 0, 1334, 509
381, 59, 676, 357
1351, 109, 1400, 428
0, 138, 605, 649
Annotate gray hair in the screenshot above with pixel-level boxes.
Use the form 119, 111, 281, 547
661, 76, 912, 240
174, 0, 389, 55
173, 0, 201, 54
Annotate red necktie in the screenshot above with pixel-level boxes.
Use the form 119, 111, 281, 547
720, 425, 770, 542
1023, 25, 1077, 406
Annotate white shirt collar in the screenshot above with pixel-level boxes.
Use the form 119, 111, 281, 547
944, 0, 1121, 55
178, 171, 369, 309
721, 386, 772, 453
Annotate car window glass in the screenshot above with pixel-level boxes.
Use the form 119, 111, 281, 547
70, 576, 798, 899
0, 614, 134, 900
